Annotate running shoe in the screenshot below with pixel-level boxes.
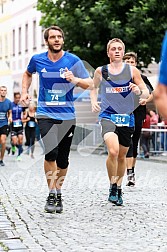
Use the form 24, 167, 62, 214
56, 194, 63, 213
44, 193, 57, 213
0, 160, 5, 166
126, 173, 135, 186
108, 183, 118, 203
12, 146, 16, 155
116, 189, 123, 206
16, 155, 22, 161
6, 147, 11, 155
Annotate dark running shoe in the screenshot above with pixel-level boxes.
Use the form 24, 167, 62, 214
108, 183, 118, 203
0, 160, 5, 166
126, 173, 135, 186
56, 194, 63, 213
6, 147, 11, 155
116, 189, 123, 206
44, 193, 56, 213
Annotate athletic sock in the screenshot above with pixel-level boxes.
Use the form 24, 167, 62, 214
110, 183, 113, 189
56, 189, 61, 195
49, 189, 56, 194
127, 168, 133, 175
18, 144, 23, 156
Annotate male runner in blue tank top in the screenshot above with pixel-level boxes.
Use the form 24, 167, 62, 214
154, 32, 167, 119
21, 26, 93, 213
90, 38, 149, 206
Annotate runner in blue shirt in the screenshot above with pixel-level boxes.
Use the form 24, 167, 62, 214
21, 26, 93, 213
0, 86, 12, 166
11, 92, 26, 161
90, 38, 149, 206
154, 32, 167, 119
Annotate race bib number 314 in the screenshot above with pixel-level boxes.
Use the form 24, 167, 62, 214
110, 114, 130, 127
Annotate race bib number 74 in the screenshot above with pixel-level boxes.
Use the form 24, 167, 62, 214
45, 89, 66, 106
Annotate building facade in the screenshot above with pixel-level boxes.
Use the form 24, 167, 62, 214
0, 0, 44, 100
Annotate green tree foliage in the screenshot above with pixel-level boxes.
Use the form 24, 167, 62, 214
37, 0, 167, 69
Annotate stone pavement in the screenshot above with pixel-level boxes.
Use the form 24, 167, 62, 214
0, 145, 167, 252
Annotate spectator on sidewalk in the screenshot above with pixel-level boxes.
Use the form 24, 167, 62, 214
149, 110, 159, 153
141, 110, 151, 158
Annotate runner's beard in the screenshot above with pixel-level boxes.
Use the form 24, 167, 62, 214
48, 44, 63, 53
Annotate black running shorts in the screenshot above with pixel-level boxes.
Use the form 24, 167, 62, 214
101, 118, 134, 147
37, 118, 76, 168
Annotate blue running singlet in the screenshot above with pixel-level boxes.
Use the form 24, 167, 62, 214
99, 64, 135, 127
27, 51, 89, 120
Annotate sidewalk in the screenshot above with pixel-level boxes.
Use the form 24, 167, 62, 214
0, 145, 167, 251
0, 201, 28, 251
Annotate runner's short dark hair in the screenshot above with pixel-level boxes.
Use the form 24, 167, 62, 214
123, 52, 137, 62
44, 26, 64, 41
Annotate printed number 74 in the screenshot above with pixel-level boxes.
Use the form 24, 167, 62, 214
51, 94, 59, 101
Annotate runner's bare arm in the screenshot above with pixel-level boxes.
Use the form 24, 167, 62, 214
131, 67, 149, 98
139, 92, 153, 105
90, 67, 101, 112
7, 110, 12, 123
64, 68, 93, 89
21, 70, 32, 106
154, 84, 167, 119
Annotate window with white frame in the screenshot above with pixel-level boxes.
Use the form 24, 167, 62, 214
12, 29, 15, 56
33, 20, 36, 50
41, 27, 45, 47
18, 27, 21, 54
25, 23, 28, 52
5, 34, 8, 58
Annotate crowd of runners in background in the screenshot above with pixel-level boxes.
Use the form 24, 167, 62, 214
0, 86, 44, 166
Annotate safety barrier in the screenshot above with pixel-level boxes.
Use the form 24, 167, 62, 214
71, 123, 167, 156
71, 123, 104, 153
139, 126, 167, 155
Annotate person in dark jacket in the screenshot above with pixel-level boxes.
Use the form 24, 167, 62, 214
123, 52, 154, 186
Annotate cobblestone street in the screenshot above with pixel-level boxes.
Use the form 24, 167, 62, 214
0, 146, 167, 251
